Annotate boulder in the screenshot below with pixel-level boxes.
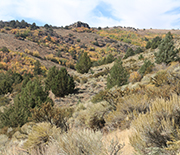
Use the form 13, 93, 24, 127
171, 66, 180, 78
21, 122, 36, 135
69, 21, 90, 29
11, 131, 27, 146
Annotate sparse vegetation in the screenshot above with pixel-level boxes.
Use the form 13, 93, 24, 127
2, 21, 180, 155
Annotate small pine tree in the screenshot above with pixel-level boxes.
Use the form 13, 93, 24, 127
76, 52, 92, 74
107, 57, 129, 89
51, 68, 75, 97
45, 66, 59, 91
0, 47, 9, 53
105, 54, 115, 64
135, 47, 144, 54
155, 32, 179, 64
45, 66, 75, 97
123, 48, 135, 59
138, 59, 154, 76
33, 60, 42, 76
151, 36, 162, 49
145, 41, 151, 49
0, 80, 13, 95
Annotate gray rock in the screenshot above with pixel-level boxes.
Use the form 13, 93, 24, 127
69, 21, 90, 29
171, 66, 180, 78
129, 82, 141, 90
11, 131, 27, 147
7, 127, 13, 134
120, 85, 128, 91
0, 106, 5, 113
21, 122, 36, 135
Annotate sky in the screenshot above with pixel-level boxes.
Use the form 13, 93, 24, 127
1, 0, 180, 29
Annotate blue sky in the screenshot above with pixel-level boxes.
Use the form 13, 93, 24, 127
0, 0, 180, 29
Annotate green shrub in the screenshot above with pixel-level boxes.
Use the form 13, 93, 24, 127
135, 47, 144, 54
105, 54, 115, 64
138, 59, 154, 76
155, 32, 179, 64
45, 66, 75, 97
124, 38, 132, 44
123, 48, 135, 59
145, 41, 151, 49
0, 47, 9, 53
92, 54, 115, 67
11, 72, 23, 85
0, 80, 13, 95
146, 36, 162, 49
138, 54, 144, 60
151, 36, 162, 49
31, 102, 73, 131
93, 41, 99, 46
0, 95, 10, 107
0, 71, 24, 95
22, 76, 30, 88
77, 39, 81, 42
91, 90, 108, 103
75, 52, 92, 74
107, 57, 129, 89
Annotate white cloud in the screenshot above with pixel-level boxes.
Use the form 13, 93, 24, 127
0, 0, 180, 28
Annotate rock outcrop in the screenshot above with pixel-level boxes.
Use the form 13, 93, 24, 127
69, 21, 90, 29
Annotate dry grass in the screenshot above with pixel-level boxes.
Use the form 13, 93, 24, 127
22, 122, 61, 153
3, 128, 126, 155
103, 129, 134, 155
130, 94, 180, 154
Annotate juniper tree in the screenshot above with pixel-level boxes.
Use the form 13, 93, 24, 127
105, 54, 115, 64
45, 66, 75, 97
51, 68, 75, 97
33, 60, 42, 75
155, 32, 179, 64
145, 41, 151, 49
123, 48, 135, 59
135, 47, 144, 54
138, 59, 154, 76
75, 52, 92, 74
107, 57, 129, 89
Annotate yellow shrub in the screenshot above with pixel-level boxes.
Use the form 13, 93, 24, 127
128, 71, 142, 83
32, 50, 40, 57
24, 49, 32, 55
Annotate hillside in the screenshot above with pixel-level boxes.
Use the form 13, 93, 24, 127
1, 20, 180, 155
